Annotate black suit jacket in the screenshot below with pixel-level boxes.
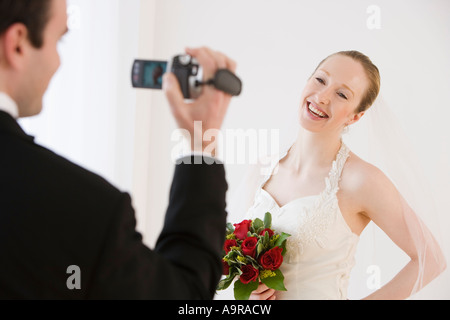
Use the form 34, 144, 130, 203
0, 111, 227, 299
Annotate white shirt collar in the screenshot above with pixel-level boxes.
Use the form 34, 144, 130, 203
0, 92, 19, 119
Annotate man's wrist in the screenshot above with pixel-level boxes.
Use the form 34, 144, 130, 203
173, 140, 221, 164
172, 123, 224, 164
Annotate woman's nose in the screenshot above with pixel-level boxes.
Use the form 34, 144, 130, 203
317, 87, 332, 105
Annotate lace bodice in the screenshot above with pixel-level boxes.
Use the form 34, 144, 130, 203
246, 142, 359, 300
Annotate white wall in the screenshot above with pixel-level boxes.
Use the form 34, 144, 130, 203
134, 0, 450, 299
20, 0, 449, 299
20, 0, 140, 194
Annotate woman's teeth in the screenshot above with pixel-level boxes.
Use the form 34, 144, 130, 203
308, 103, 328, 118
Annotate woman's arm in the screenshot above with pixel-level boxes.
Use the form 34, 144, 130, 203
357, 164, 446, 300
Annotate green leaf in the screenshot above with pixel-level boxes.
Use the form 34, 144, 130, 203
234, 266, 243, 276
225, 250, 238, 262
217, 266, 241, 291
256, 241, 264, 257
226, 223, 235, 233
274, 232, 291, 255
274, 232, 291, 246
252, 218, 264, 233
261, 269, 287, 291
262, 230, 270, 247
217, 275, 234, 291
264, 212, 272, 229
246, 255, 260, 269
234, 280, 259, 300
256, 226, 265, 235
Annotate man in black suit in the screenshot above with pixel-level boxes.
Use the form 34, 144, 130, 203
0, 0, 236, 299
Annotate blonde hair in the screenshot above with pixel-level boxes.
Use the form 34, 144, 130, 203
314, 51, 381, 113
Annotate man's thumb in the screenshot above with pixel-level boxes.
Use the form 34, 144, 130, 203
163, 73, 185, 111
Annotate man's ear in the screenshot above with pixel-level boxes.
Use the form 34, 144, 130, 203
1, 23, 30, 70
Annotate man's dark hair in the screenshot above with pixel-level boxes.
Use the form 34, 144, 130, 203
0, 0, 52, 48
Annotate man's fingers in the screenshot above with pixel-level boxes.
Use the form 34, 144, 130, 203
186, 47, 237, 80
211, 50, 227, 70
185, 47, 217, 81
215, 50, 237, 73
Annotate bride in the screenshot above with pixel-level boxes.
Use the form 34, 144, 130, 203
241, 51, 446, 300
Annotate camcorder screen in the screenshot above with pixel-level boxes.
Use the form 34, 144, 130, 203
143, 61, 167, 89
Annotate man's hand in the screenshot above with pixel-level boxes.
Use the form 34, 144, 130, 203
163, 47, 237, 156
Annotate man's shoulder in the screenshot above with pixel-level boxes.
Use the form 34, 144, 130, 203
2, 135, 123, 201
43, 145, 123, 199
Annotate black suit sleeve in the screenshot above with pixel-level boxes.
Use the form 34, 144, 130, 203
88, 156, 227, 299
155, 156, 228, 298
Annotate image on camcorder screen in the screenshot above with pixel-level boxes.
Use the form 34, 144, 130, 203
143, 61, 167, 89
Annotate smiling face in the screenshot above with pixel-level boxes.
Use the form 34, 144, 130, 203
299, 54, 370, 135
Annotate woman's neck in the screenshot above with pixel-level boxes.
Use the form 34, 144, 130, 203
284, 128, 342, 174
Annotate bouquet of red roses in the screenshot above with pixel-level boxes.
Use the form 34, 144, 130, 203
217, 212, 291, 300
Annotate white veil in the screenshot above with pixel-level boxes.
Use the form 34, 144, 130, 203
225, 95, 448, 300
346, 96, 447, 299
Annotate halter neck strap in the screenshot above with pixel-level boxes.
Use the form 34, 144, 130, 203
325, 142, 350, 194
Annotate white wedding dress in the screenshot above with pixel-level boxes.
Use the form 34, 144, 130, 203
246, 142, 359, 300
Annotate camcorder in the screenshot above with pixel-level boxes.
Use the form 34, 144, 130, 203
131, 54, 242, 100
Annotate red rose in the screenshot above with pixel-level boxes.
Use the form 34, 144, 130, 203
241, 237, 258, 258
233, 220, 252, 240
259, 247, 283, 271
240, 264, 259, 284
222, 260, 230, 275
224, 239, 238, 254
259, 228, 274, 238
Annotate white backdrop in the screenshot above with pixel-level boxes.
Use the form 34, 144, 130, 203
19, 0, 450, 299
19, 0, 140, 194
137, 0, 450, 299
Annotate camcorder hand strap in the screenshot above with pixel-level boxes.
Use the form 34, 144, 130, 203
196, 69, 242, 97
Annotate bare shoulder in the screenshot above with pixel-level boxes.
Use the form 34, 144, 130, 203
337, 151, 402, 232
340, 151, 397, 200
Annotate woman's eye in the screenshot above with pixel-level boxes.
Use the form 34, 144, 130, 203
338, 92, 348, 100
315, 77, 325, 85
